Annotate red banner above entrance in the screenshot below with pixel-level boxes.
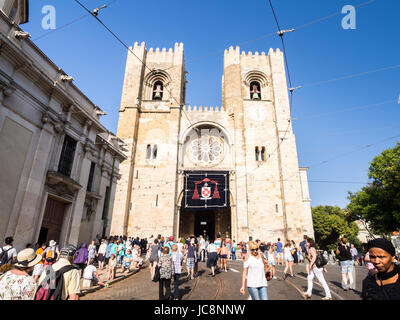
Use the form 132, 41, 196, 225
183, 171, 229, 210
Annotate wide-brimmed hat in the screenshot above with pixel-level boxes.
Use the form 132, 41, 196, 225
49, 240, 56, 247
14, 249, 42, 268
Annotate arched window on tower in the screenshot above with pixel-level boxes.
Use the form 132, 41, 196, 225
255, 147, 260, 161
153, 145, 158, 159
146, 144, 152, 160
261, 147, 266, 161
152, 81, 164, 100
250, 81, 261, 100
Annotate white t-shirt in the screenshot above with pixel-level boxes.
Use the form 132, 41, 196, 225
1, 246, 17, 262
284, 247, 293, 259
200, 239, 206, 250
98, 243, 107, 255
176, 242, 184, 253
207, 243, 218, 253
244, 255, 267, 288
83, 265, 97, 280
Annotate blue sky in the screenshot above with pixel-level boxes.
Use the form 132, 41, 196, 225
23, 0, 400, 209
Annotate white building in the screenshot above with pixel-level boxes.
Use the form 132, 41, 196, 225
0, 0, 126, 251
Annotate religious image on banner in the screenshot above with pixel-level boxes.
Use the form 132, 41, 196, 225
183, 171, 229, 209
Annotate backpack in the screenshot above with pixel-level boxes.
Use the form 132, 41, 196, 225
0, 248, 12, 266
35, 264, 76, 300
316, 252, 328, 268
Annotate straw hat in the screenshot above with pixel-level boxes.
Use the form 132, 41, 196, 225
14, 248, 42, 268
49, 240, 56, 247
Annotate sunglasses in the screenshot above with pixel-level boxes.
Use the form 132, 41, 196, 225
251, 248, 258, 252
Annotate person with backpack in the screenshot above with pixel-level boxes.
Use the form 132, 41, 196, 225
302, 238, 332, 300
0, 248, 42, 300
0, 237, 18, 267
36, 245, 81, 300
44, 240, 60, 266
336, 237, 354, 291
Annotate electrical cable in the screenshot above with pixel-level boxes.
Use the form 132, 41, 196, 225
32, 0, 118, 41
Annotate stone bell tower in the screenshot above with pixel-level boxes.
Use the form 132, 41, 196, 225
222, 46, 314, 242
111, 42, 186, 237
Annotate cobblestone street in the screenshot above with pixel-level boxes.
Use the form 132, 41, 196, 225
82, 260, 364, 300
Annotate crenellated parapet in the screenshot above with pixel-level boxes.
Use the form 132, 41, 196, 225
224, 45, 283, 68
185, 105, 221, 112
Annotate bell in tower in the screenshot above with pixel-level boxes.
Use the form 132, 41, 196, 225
250, 82, 261, 100
153, 81, 163, 100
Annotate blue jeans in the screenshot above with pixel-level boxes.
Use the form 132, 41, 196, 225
248, 287, 268, 300
232, 253, 236, 260
340, 260, 354, 273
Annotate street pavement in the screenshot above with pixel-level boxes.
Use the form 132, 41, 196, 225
82, 259, 365, 300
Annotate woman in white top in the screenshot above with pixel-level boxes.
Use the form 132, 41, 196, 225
303, 238, 332, 300
283, 241, 294, 278
240, 241, 268, 300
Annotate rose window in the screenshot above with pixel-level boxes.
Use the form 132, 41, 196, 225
190, 136, 223, 166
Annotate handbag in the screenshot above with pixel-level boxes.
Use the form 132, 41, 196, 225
152, 265, 160, 282
261, 256, 272, 281
315, 253, 328, 268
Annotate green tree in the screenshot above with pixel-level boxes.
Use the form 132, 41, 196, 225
312, 205, 359, 250
347, 142, 400, 236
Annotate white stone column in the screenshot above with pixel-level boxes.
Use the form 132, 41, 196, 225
13, 122, 54, 248
90, 169, 109, 239
66, 143, 92, 245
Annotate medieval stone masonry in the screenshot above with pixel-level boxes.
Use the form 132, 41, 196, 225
111, 42, 314, 244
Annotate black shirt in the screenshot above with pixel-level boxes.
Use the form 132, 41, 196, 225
362, 266, 400, 300
337, 244, 352, 261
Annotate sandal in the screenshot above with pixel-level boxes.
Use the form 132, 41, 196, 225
321, 297, 332, 300
302, 292, 311, 299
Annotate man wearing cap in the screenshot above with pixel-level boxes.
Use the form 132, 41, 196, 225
38, 245, 81, 300
362, 238, 400, 300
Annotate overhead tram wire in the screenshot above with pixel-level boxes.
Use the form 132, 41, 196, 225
165, 0, 377, 72
72, 0, 198, 132
32, 0, 119, 42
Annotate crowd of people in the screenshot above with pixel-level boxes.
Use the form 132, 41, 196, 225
0, 233, 400, 300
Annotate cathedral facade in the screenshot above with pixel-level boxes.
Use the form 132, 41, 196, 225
110, 42, 314, 243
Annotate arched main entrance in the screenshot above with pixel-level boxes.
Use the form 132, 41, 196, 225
178, 170, 231, 241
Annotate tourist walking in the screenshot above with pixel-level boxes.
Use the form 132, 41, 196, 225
336, 237, 354, 291
36, 245, 81, 300
231, 240, 237, 260
186, 239, 197, 280
362, 238, 400, 300
283, 241, 295, 278
276, 238, 283, 265
0, 237, 18, 267
74, 243, 88, 276
87, 240, 97, 265
267, 245, 277, 279
207, 240, 218, 277
149, 239, 161, 280
199, 235, 206, 262
291, 240, 299, 264
105, 238, 114, 265
32, 242, 46, 283
240, 241, 268, 300
98, 239, 107, 270
107, 254, 117, 281
159, 247, 174, 300
350, 244, 358, 265
0, 248, 42, 300
302, 238, 332, 300
44, 240, 60, 266
171, 244, 183, 300
220, 241, 229, 272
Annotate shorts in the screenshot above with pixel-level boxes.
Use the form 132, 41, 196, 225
268, 260, 276, 266
123, 262, 131, 269
32, 263, 44, 276
98, 254, 105, 262
187, 258, 195, 269
207, 252, 218, 268
285, 255, 294, 262
220, 254, 227, 259
340, 260, 354, 273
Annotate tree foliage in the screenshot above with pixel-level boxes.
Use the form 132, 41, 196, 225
347, 142, 400, 236
312, 205, 359, 250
